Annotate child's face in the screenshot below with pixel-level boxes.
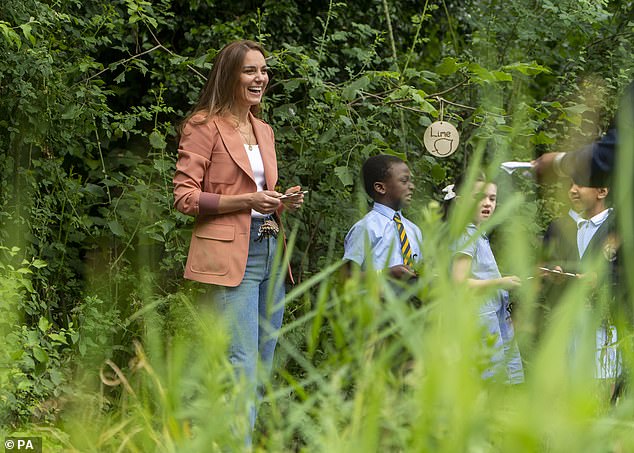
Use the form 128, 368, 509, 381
473, 181, 497, 225
376, 162, 415, 210
568, 183, 608, 216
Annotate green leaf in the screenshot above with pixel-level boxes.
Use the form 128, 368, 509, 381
38, 317, 50, 333
342, 76, 370, 101
468, 63, 497, 83
431, 163, 446, 182
61, 105, 81, 120
0, 22, 22, 50
435, 57, 462, 75
19, 23, 36, 46
502, 61, 551, 75
492, 70, 513, 82
48, 333, 68, 345
17, 380, 33, 391
49, 368, 63, 386
318, 127, 338, 144
108, 220, 125, 237
531, 131, 557, 145
334, 166, 354, 187
114, 71, 126, 83
149, 130, 167, 149
31, 259, 47, 269
33, 347, 49, 363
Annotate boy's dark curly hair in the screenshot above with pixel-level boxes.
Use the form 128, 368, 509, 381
362, 154, 405, 199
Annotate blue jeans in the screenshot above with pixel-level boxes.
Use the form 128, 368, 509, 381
203, 217, 286, 434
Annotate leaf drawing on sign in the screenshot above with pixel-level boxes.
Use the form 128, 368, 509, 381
433, 138, 454, 156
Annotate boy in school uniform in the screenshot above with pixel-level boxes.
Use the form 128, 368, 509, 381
544, 173, 621, 384
343, 154, 423, 279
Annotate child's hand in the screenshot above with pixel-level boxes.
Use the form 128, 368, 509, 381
576, 271, 597, 288
388, 264, 417, 280
500, 275, 521, 290
544, 265, 566, 284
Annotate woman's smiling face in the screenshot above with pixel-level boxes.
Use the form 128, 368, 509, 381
236, 49, 268, 109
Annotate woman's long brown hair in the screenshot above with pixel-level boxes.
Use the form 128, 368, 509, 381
180, 40, 267, 131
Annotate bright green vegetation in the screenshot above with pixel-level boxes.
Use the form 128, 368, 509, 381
1, 0, 634, 451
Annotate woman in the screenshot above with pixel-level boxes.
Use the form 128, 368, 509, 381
173, 40, 303, 433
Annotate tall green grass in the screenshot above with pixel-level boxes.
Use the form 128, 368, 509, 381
33, 125, 633, 452
4, 88, 634, 453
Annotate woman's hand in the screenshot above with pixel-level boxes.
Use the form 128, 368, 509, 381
251, 190, 282, 215
280, 185, 305, 212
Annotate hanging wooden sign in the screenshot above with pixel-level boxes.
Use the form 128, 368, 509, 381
423, 121, 459, 157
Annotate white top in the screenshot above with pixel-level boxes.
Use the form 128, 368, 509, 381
576, 208, 612, 258
245, 144, 268, 218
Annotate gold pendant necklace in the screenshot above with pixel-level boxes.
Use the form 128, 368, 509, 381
239, 126, 253, 151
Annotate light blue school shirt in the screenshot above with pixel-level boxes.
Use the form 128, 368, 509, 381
343, 202, 423, 270
454, 223, 504, 314
576, 208, 612, 258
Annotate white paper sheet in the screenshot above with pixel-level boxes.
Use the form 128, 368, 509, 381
500, 161, 534, 174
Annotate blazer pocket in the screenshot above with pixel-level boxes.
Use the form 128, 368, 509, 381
190, 223, 235, 275
206, 152, 239, 185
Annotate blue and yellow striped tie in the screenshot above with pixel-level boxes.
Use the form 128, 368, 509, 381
393, 213, 413, 267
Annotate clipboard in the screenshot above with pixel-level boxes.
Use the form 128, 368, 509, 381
538, 266, 577, 278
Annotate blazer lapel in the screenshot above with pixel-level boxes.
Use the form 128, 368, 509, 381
214, 116, 255, 182
583, 212, 614, 260
250, 112, 278, 190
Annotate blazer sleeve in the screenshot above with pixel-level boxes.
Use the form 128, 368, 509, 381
173, 116, 221, 216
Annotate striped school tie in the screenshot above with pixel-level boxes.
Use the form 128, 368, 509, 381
393, 213, 413, 267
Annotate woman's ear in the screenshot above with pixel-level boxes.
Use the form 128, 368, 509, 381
373, 181, 386, 195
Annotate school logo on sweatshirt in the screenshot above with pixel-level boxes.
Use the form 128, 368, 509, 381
602, 233, 619, 262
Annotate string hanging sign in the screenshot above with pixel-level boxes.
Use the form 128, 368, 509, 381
423, 98, 459, 157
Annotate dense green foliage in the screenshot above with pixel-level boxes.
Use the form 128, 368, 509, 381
1, 0, 634, 450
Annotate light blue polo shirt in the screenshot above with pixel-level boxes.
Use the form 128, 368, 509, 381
454, 223, 504, 314
343, 202, 423, 270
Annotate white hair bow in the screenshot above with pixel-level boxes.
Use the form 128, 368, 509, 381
442, 184, 456, 201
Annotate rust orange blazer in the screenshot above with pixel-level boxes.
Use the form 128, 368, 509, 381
173, 112, 279, 286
